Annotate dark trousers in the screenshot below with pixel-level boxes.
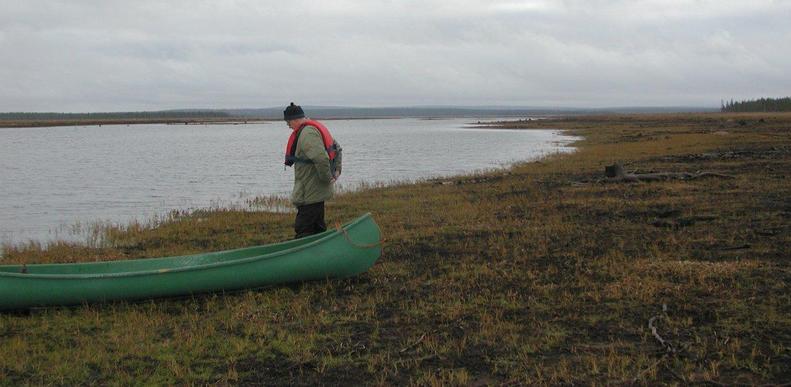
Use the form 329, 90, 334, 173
294, 202, 326, 239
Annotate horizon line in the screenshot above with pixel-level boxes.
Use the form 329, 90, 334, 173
1, 104, 723, 115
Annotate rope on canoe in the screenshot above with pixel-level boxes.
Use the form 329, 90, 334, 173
335, 222, 384, 249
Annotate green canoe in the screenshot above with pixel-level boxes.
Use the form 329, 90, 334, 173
0, 213, 381, 310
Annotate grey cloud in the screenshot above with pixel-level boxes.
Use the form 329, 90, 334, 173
1, 0, 790, 111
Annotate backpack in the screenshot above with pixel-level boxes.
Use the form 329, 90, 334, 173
327, 139, 342, 178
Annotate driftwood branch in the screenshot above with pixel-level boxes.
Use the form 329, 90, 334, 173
605, 164, 735, 182
626, 304, 678, 384
649, 304, 676, 354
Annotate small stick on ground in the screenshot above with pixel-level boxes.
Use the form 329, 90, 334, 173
649, 304, 676, 354
399, 333, 426, 353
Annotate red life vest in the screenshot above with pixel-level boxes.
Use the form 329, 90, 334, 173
284, 119, 337, 166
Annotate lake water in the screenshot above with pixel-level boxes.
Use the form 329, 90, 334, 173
0, 118, 576, 246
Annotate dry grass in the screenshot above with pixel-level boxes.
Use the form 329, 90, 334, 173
1, 113, 789, 385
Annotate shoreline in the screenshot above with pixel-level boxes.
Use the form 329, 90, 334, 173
0, 124, 577, 249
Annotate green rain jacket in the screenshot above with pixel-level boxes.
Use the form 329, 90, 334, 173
291, 125, 334, 206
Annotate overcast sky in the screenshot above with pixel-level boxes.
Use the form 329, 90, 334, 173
1, 0, 790, 112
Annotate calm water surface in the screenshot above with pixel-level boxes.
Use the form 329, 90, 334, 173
0, 118, 576, 245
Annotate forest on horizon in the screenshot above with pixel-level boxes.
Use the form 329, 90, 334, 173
721, 97, 791, 112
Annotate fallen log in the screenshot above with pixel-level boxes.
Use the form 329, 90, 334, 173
604, 164, 735, 182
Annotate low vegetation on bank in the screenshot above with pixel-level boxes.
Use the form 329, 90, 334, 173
1, 113, 789, 385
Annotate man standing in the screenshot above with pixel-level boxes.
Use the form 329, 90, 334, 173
283, 102, 338, 239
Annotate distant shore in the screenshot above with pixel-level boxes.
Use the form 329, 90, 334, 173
0, 117, 276, 129
0, 116, 428, 128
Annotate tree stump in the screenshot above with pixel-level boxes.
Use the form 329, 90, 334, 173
605, 164, 625, 178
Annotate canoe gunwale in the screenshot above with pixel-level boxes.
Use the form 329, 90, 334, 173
0, 213, 378, 280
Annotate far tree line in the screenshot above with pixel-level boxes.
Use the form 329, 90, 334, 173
721, 97, 791, 112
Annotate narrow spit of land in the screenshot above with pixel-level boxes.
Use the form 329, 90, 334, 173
1, 113, 789, 385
